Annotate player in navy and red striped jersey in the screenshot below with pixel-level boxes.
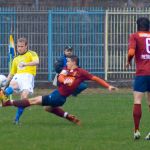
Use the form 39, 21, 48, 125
1, 55, 117, 125
126, 17, 150, 140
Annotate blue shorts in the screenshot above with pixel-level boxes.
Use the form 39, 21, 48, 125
42, 90, 66, 107
133, 76, 150, 92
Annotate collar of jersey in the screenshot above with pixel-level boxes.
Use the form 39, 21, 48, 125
18, 50, 28, 55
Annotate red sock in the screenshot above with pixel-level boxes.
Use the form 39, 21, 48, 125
2, 100, 12, 107
133, 104, 142, 131
13, 99, 30, 108
50, 107, 65, 118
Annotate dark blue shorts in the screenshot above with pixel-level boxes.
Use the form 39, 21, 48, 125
133, 76, 150, 92
42, 89, 66, 107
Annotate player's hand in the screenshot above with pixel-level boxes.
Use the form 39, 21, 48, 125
108, 85, 118, 91
19, 62, 26, 68
125, 62, 131, 68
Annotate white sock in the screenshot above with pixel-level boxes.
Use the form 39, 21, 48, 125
64, 112, 68, 118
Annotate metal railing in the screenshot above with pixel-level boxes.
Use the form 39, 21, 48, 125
0, 7, 150, 82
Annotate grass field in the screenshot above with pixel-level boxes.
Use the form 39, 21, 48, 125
0, 88, 150, 150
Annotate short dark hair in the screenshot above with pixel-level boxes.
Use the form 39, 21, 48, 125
137, 17, 150, 31
69, 55, 79, 66
64, 46, 73, 51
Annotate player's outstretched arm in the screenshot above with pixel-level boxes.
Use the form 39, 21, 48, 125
91, 76, 118, 91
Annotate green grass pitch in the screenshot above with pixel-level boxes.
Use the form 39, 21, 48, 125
0, 88, 150, 150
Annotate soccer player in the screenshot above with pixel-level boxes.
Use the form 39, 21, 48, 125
1, 55, 118, 125
53, 45, 87, 96
3, 37, 39, 124
126, 17, 150, 140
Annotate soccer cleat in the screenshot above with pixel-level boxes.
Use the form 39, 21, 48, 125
134, 130, 141, 140
0, 89, 9, 107
13, 119, 21, 125
66, 114, 81, 125
145, 132, 150, 140
0, 89, 9, 101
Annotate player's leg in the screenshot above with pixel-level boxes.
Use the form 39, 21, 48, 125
72, 82, 87, 96
133, 91, 143, 139
144, 92, 150, 140
42, 90, 80, 125
145, 93, 150, 140
14, 89, 30, 124
0, 80, 18, 105
133, 76, 146, 139
44, 106, 80, 125
144, 76, 150, 140
2, 95, 42, 107
2, 79, 25, 123
0, 87, 13, 103
12, 74, 34, 124
146, 92, 150, 111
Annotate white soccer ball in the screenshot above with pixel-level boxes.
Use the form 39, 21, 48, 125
0, 74, 7, 87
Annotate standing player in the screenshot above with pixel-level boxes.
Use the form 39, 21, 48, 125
4, 37, 39, 124
126, 17, 150, 140
1, 55, 118, 125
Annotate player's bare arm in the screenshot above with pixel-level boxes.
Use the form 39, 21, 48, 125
126, 48, 135, 68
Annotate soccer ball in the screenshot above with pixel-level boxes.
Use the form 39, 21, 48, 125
0, 74, 7, 87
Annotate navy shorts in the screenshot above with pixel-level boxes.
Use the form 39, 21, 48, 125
133, 76, 150, 92
42, 89, 66, 107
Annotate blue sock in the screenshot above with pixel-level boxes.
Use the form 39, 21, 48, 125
15, 107, 24, 121
4, 87, 14, 96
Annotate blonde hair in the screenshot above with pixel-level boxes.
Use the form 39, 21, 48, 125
17, 37, 28, 45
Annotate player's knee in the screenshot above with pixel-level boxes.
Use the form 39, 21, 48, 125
9, 81, 18, 89
30, 96, 42, 105
134, 98, 142, 104
44, 106, 52, 112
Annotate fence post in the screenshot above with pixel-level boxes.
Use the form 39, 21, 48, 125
48, 10, 52, 81
104, 10, 108, 80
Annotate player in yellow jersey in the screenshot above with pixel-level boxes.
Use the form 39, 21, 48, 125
5, 37, 39, 124
1, 40, 82, 125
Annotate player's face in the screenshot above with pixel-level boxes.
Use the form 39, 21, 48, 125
64, 50, 73, 57
67, 58, 75, 69
17, 42, 28, 54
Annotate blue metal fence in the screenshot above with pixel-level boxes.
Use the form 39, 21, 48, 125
48, 9, 105, 81
1, 7, 145, 82
0, 7, 105, 82
0, 9, 48, 81
0, 9, 16, 74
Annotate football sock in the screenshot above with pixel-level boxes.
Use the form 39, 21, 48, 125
133, 104, 142, 131
2, 100, 12, 106
13, 99, 30, 107
15, 107, 24, 121
50, 107, 66, 118
4, 87, 14, 96
3, 99, 30, 108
